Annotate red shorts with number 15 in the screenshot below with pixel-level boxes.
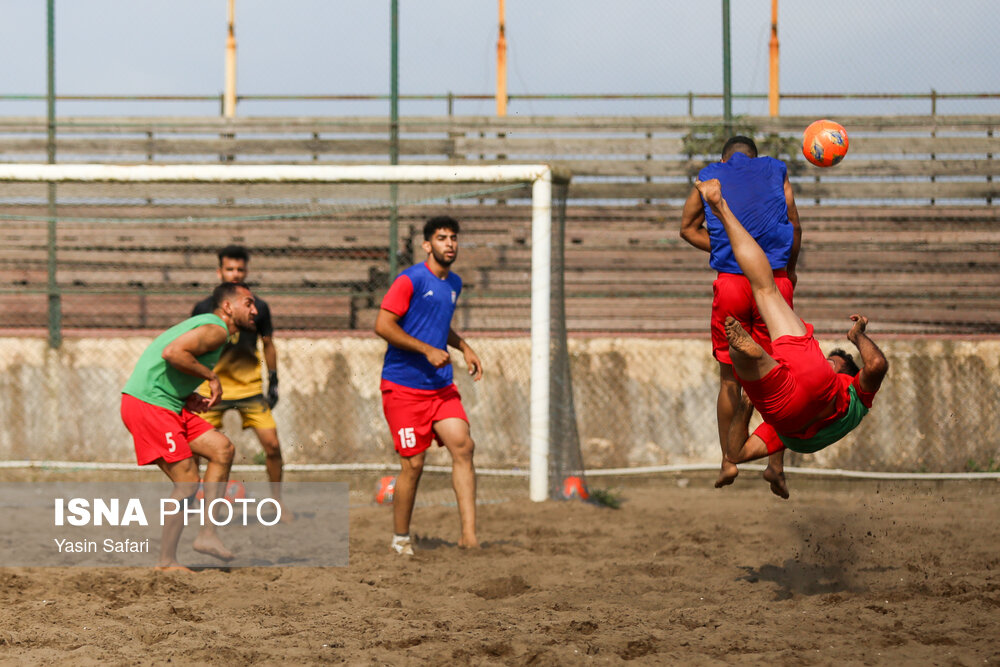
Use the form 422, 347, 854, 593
380, 379, 468, 457
120, 393, 214, 466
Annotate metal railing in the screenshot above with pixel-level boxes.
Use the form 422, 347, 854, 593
2, 90, 998, 116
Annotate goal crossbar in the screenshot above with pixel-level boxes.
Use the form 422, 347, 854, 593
0, 163, 571, 185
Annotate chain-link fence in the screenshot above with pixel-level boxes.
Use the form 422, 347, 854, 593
0, 168, 997, 473
1, 335, 997, 474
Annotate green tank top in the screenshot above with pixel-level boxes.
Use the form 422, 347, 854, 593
122, 313, 229, 413
779, 384, 870, 454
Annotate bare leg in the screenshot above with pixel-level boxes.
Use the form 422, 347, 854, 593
725, 317, 779, 382
154, 457, 200, 570
433, 418, 479, 548
393, 451, 424, 538
725, 392, 789, 499
189, 430, 236, 561
763, 455, 789, 500
254, 426, 294, 522
724, 395, 772, 463
696, 179, 806, 340
715, 363, 741, 488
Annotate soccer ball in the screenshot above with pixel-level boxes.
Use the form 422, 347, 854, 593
374, 475, 396, 505
802, 119, 849, 167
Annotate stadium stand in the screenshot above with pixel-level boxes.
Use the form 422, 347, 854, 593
0, 115, 997, 335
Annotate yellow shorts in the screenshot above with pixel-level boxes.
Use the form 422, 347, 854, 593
200, 395, 276, 431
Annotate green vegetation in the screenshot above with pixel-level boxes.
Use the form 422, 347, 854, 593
965, 458, 1000, 473
588, 487, 623, 509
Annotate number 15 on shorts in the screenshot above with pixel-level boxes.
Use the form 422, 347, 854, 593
397, 427, 416, 449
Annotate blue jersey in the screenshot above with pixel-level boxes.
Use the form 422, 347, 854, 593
380, 262, 462, 390
698, 152, 794, 274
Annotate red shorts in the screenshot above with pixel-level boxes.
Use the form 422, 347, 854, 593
738, 323, 839, 436
711, 271, 794, 364
751, 373, 878, 454
380, 380, 468, 457
120, 393, 215, 466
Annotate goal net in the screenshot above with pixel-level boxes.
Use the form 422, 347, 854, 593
0, 163, 580, 501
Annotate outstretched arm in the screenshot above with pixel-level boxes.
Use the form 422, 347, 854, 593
679, 186, 711, 252
847, 314, 888, 394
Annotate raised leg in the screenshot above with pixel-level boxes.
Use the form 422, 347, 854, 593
696, 179, 806, 340
725, 316, 778, 382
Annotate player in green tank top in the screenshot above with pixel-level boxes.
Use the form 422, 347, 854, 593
120, 282, 258, 570
123, 312, 230, 413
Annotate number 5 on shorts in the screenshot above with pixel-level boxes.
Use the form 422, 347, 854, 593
165, 431, 177, 453
397, 427, 416, 449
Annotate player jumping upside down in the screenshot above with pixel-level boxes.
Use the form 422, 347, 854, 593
680, 136, 802, 494
693, 178, 888, 497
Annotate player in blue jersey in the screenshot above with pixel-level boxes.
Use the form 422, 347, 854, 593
375, 216, 483, 555
680, 136, 802, 498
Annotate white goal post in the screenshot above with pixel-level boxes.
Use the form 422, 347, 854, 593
0, 163, 572, 503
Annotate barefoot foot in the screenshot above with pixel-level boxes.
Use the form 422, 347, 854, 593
725, 316, 764, 359
192, 535, 235, 561
458, 537, 481, 549
715, 458, 739, 488
763, 466, 789, 499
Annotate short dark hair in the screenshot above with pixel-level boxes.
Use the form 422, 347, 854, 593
211, 281, 251, 310
423, 216, 460, 241
217, 244, 249, 265
722, 136, 758, 160
828, 348, 861, 376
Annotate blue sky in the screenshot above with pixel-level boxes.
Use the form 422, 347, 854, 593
1, 1, 997, 117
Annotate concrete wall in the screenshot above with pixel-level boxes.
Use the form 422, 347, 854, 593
1, 336, 997, 472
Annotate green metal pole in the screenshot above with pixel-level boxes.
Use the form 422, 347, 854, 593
388, 0, 400, 280
46, 0, 61, 348
722, 0, 732, 134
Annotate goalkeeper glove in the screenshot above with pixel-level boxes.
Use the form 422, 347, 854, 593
266, 370, 279, 409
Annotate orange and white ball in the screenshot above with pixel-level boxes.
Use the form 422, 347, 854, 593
802, 119, 849, 167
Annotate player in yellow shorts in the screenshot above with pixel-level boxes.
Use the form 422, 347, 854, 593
192, 245, 291, 520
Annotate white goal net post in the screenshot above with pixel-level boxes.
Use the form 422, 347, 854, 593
0, 163, 576, 503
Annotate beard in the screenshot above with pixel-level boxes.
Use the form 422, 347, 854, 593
432, 248, 456, 267
431, 249, 458, 267
236, 313, 258, 330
